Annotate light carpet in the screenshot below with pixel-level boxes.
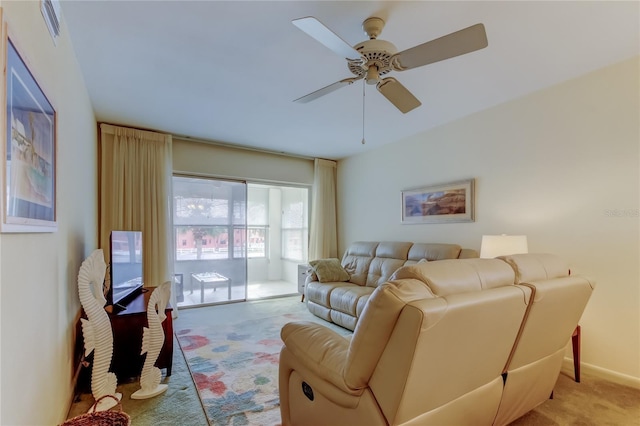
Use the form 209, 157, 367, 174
175, 307, 349, 426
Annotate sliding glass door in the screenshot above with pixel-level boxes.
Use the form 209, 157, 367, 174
172, 176, 309, 307
173, 176, 247, 307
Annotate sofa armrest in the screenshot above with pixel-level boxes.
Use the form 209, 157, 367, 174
281, 321, 354, 394
305, 270, 318, 285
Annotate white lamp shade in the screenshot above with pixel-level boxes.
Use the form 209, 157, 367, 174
480, 235, 528, 258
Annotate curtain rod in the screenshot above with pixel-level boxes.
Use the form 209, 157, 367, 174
98, 121, 319, 162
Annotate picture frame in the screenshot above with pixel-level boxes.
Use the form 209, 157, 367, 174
401, 179, 475, 224
1, 27, 57, 233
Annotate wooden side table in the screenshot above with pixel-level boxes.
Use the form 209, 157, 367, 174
298, 264, 309, 302
572, 325, 581, 382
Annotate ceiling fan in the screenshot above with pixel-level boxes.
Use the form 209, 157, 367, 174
292, 16, 488, 113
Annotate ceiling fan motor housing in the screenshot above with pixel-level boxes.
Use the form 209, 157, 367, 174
348, 38, 398, 82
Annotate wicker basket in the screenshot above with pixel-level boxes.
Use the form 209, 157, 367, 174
61, 395, 130, 426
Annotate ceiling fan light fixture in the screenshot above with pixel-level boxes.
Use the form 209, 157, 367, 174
366, 66, 380, 85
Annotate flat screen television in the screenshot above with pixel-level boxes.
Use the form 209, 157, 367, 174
108, 230, 144, 309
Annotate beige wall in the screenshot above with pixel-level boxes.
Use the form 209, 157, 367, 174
338, 57, 640, 385
173, 138, 314, 185
0, 2, 98, 425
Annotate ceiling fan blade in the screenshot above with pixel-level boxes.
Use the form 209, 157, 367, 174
376, 77, 421, 114
292, 17, 363, 60
294, 77, 361, 103
392, 23, 488, 71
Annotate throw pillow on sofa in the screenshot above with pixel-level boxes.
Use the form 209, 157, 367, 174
309, 258, 350, 283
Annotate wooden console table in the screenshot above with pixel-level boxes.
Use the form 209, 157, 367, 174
109, 289, 173, 380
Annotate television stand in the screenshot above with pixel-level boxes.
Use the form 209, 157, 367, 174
109, 289, 173, 380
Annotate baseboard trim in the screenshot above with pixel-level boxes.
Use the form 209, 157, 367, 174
562, 357, 640, 389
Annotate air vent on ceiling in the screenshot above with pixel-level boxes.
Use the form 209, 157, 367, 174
41, 0, 62, 45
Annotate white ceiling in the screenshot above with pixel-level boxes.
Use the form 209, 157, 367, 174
59, 1, 639, 160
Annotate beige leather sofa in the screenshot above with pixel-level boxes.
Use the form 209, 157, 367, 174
305, 241, 478, 330
279, 254, 594, 426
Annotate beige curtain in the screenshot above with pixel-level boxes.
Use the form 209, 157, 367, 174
99, 123, 173, 291
308, 158, 338, 261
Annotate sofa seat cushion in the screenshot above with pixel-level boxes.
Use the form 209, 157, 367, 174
306, 281, 356, 307
330, 285, 375, 316
330, 310, 359, 331
307, 301, 332, 322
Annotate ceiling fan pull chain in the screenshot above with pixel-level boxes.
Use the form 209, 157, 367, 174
361, 79, 366, 145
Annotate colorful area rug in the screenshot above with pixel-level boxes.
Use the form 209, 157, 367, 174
176, 310, 349, 425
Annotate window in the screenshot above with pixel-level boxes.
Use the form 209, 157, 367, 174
243, 184, 309, 262
173, 177, 246, 261
281, 187, 308, 262
242, 185, 269, 258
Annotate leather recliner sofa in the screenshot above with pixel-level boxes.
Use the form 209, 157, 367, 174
304, 241, 478, 330
279, 254, 595, 426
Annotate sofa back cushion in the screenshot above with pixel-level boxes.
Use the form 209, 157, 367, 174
406, 243, 462, 263
391, 258, 516, 297
344, 278, 434, 389
342, 241, 472, 287
364, 242, 413, 287
498, 253, 569, 283
459, 248, 480, 258
341, 241, 378, 285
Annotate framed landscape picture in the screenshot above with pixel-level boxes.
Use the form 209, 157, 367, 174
401, 179, 475, 224
1, 30, 57, 232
